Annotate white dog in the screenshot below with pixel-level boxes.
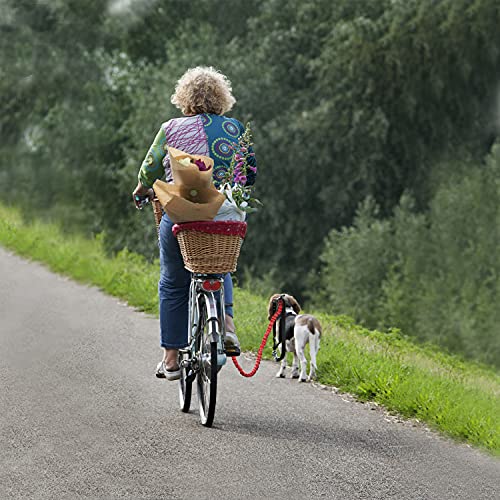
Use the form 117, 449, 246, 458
268, 294, 322, 382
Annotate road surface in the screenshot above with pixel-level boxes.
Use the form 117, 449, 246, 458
0, 247, 498, 499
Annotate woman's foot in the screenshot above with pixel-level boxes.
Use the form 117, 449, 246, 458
156, 361, 181, 380
155, 348, 180, 380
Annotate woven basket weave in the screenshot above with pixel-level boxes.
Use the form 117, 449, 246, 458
152, 198, 163, 235
174, 221, 247, 274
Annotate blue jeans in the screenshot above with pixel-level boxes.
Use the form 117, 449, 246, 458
158, 213, 234, 349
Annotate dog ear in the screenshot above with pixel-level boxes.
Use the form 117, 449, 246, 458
268, 294, 280, 320
289, 295, 301, 314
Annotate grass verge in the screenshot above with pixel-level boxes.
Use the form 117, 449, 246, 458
1, 203, 499, 455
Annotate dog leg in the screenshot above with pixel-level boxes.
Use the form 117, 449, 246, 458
307, 331, 320, 381
287, 337, 299, 378
294, 326, 308, 382
290, 351, 300, 379
276, 357, 287, 378
296, 345, 308, 383
277, 339, 294, 378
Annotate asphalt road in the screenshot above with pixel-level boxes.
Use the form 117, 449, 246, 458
0, 247, 499, 500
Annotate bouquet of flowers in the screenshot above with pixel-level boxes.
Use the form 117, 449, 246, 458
153, 146, 225, 223
216, 122, 261, 221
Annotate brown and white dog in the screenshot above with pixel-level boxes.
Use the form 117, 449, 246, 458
268, 294, 322, 382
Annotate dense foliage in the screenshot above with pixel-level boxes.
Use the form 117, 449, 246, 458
311, 148, 500, 367
1, 0, 499, 367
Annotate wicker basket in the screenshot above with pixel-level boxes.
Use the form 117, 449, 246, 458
152, 198, 163, 235
172, 221, 247, 274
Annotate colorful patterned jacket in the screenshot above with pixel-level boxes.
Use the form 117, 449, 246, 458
138, 113, 257, 189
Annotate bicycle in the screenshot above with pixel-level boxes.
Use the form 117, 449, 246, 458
172, 219, 247, 427
178, 272, 227, 427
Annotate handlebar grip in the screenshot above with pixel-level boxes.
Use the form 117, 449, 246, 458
134, 194, 150, 209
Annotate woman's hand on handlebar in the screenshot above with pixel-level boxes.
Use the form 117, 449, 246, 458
132, 181, 155, 209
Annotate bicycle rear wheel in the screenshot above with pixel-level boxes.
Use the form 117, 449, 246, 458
196, 299, 218, 427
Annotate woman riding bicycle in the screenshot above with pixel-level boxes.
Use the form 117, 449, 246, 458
132, 66, 257, 381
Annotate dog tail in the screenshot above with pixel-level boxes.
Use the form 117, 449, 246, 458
306, 318, 315, 336
306, 317, 322, 337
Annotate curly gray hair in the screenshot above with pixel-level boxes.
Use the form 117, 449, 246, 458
171, 66, 236, 116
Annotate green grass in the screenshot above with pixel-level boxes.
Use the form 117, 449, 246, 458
0, 204, 159, 315
1, 203, 499, 455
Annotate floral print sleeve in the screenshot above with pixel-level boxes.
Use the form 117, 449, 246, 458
137, 127, 167, 188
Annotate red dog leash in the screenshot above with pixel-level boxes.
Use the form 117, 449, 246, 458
231, 300, 284, 377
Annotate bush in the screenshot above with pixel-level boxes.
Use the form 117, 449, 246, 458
312, 147, 500, 368
310, 196, 396, 326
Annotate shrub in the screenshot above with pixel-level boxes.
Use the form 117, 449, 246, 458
312, 147, 500, 368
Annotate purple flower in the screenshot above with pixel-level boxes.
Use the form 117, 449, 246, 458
248, 166, 257, 173
194, 159, 209, 171
236, 161, 245, 168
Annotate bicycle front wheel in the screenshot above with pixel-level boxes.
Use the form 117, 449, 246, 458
196, 299, 218, 427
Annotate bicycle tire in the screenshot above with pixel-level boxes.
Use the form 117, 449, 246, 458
178, 350, 192, 413
196, 298, 218, 427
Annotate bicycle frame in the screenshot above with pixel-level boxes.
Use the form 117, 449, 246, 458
187, 274, 226, 351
